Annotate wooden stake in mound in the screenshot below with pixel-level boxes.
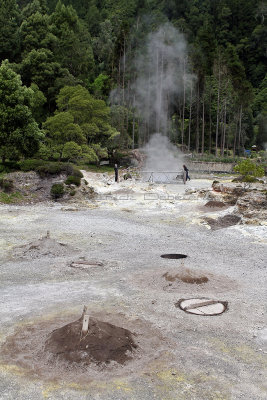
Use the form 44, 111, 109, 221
44, 307, 137, 365
81, 306, 89, 336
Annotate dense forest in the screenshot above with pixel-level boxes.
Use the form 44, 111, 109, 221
0, 0, 266, 164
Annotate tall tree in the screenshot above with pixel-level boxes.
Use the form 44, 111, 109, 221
0, 60, 42, 163
0, 0, 21, 62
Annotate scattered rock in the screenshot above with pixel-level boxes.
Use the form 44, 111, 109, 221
205, 200, 226, 208
204, 214, 241, 230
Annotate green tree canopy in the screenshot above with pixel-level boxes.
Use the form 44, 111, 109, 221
0, 0, 21, 62
43, 85, 119, 162
0, 60, 43, 163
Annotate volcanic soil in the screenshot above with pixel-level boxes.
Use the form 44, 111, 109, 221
0, 176, 266, 400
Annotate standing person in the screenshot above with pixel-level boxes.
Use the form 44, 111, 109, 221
114, 163, 119, 182
183, 164, 190, 183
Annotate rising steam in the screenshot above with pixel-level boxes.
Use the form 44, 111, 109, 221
110, 22, 194, 177
132, 23, 194, 137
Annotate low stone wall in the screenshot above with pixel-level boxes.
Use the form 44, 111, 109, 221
187, 161, 235, 173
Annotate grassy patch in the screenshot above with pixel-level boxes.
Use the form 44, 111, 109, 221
0, 192, 23, 204
78, 163, 114, 173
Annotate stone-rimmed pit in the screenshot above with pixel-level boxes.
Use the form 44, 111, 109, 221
176, 298, 228, 316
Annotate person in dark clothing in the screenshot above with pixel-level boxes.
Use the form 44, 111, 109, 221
114, 163, 119, 182
183, 164, 190, 182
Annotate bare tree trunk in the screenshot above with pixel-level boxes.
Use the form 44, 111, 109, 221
181, 57, 186, 146
118, 53, 121, 102
132, 98, 135, 150
215, 67, 221, 156
209, 90, 212, 154
122, 35, 126, 105
166, 90, 169, 138
156, 49, 160, 132
233, 115, 237, 157
147, 71, 151, 139
188, 81, 193, 151
221, 99, 226, 156
159, 51, 164, 133
201, 94, 205, 154
195, 80, 200, 153
238, 104, 243, 153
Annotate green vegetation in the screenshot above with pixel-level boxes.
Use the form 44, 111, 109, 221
0, 192, 22, 204
0, 60, 43, 164
50, 183, 65, 199
0, 0, 266, 164
65, 175, 81, 186
19, 159, 83, 178
78, 164, 114, 173
234, 159, 265, 181
0, 178, 13, 192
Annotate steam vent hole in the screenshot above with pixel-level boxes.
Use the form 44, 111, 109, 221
176, 298, 228, 316
45, 316, 137, 365
161, 254, 187, 259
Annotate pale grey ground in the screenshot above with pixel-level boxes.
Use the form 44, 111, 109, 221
0, 178, 266, 400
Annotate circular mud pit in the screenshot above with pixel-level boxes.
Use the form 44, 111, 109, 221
45, 316, 137, 365
163, 271, 208, 285
176, 298, 228, 316
0, 311, 166, 383
161, 254, 187, 259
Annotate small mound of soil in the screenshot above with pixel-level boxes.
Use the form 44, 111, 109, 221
205, 214, 241, 230
45, 316, 137, 365
205, 201, 226, 208
163, 271, 208, 285
13, 232, 75, 259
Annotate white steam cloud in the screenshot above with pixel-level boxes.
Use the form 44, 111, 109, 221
110, 22, 194, 178
142, 133, 184, 182
132, 23, 194, 137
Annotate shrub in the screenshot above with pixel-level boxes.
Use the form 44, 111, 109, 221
72, 168, 83, 178
70, 189, 76, 196
0, 178, 13, 192
36, 162, 83, 178
16, 160, 83, 179
65, 175, 81, 186
234, 159, 264, 178
242, 175, 258, 183
37, 163, 65, 177
50, 183, 65, 199
19, 159, 44, 172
